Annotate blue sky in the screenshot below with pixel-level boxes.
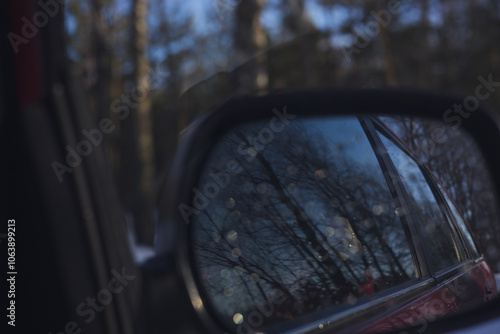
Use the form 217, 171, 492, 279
64, 0, 426, 77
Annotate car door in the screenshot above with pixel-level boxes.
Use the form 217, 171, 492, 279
2, 2, 142, 333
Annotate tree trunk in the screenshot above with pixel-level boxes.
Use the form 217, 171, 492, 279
120, 0, 155, 244
234, 0, 268, 93
91, 0, 111, 121
377, 1, 398, 87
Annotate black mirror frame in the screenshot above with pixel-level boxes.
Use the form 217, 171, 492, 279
156, 88, 500, 334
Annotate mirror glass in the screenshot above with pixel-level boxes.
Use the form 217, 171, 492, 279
188, 114, 499, 333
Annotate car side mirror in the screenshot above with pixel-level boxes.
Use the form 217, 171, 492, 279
153, 89, 500, 334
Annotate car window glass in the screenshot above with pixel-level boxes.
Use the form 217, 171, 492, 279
378, 116, 500, 271
438, 183, 480, 259
192, 116, 416, 332
378, 133, 460, 274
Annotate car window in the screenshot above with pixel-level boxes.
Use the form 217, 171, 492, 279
192, 116, 417, 331
378, 115, 497, 267
437, 182, 480, 259
378, 132, 461, 274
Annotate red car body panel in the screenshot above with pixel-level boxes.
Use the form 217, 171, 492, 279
360, 261, 497, 333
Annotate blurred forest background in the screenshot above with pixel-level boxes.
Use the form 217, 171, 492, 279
64, 0, 500, 265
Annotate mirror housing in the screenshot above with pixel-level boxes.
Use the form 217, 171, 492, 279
152, 88, 500, 334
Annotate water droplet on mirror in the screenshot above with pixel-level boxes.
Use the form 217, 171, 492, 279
372, 204, 384, 215
248, 147, 258, 157
230, 211, 241, 220
425, 220, 436, 233
220, 269, 230, 279
363, 219, 374, 228
233, 313, 243, 324
224, 287, 234, 296
339, 252, 350, 260
395, 207, 405, 216
231, 248, 242, 258
226, 198, 235, 208
212, 232, 221, 243
257, 183, 267, 194
250, 273, 260, 283
305, 201, 316, 213
226, 230, 238, 242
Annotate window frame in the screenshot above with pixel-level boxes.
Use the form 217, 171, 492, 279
358, 116, 427, 279
434, 180, 481, 260
370, 116, 470, 279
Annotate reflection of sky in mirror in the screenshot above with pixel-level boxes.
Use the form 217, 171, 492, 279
193, 115, 416, 329
378, 133, 427, 203
305, 116, 379, 169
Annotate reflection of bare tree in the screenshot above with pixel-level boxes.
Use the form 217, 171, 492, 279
193, 118, 416, 329
380, 116, 500, 269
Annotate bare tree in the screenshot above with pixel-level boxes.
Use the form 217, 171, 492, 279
120, 0, 156, 244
